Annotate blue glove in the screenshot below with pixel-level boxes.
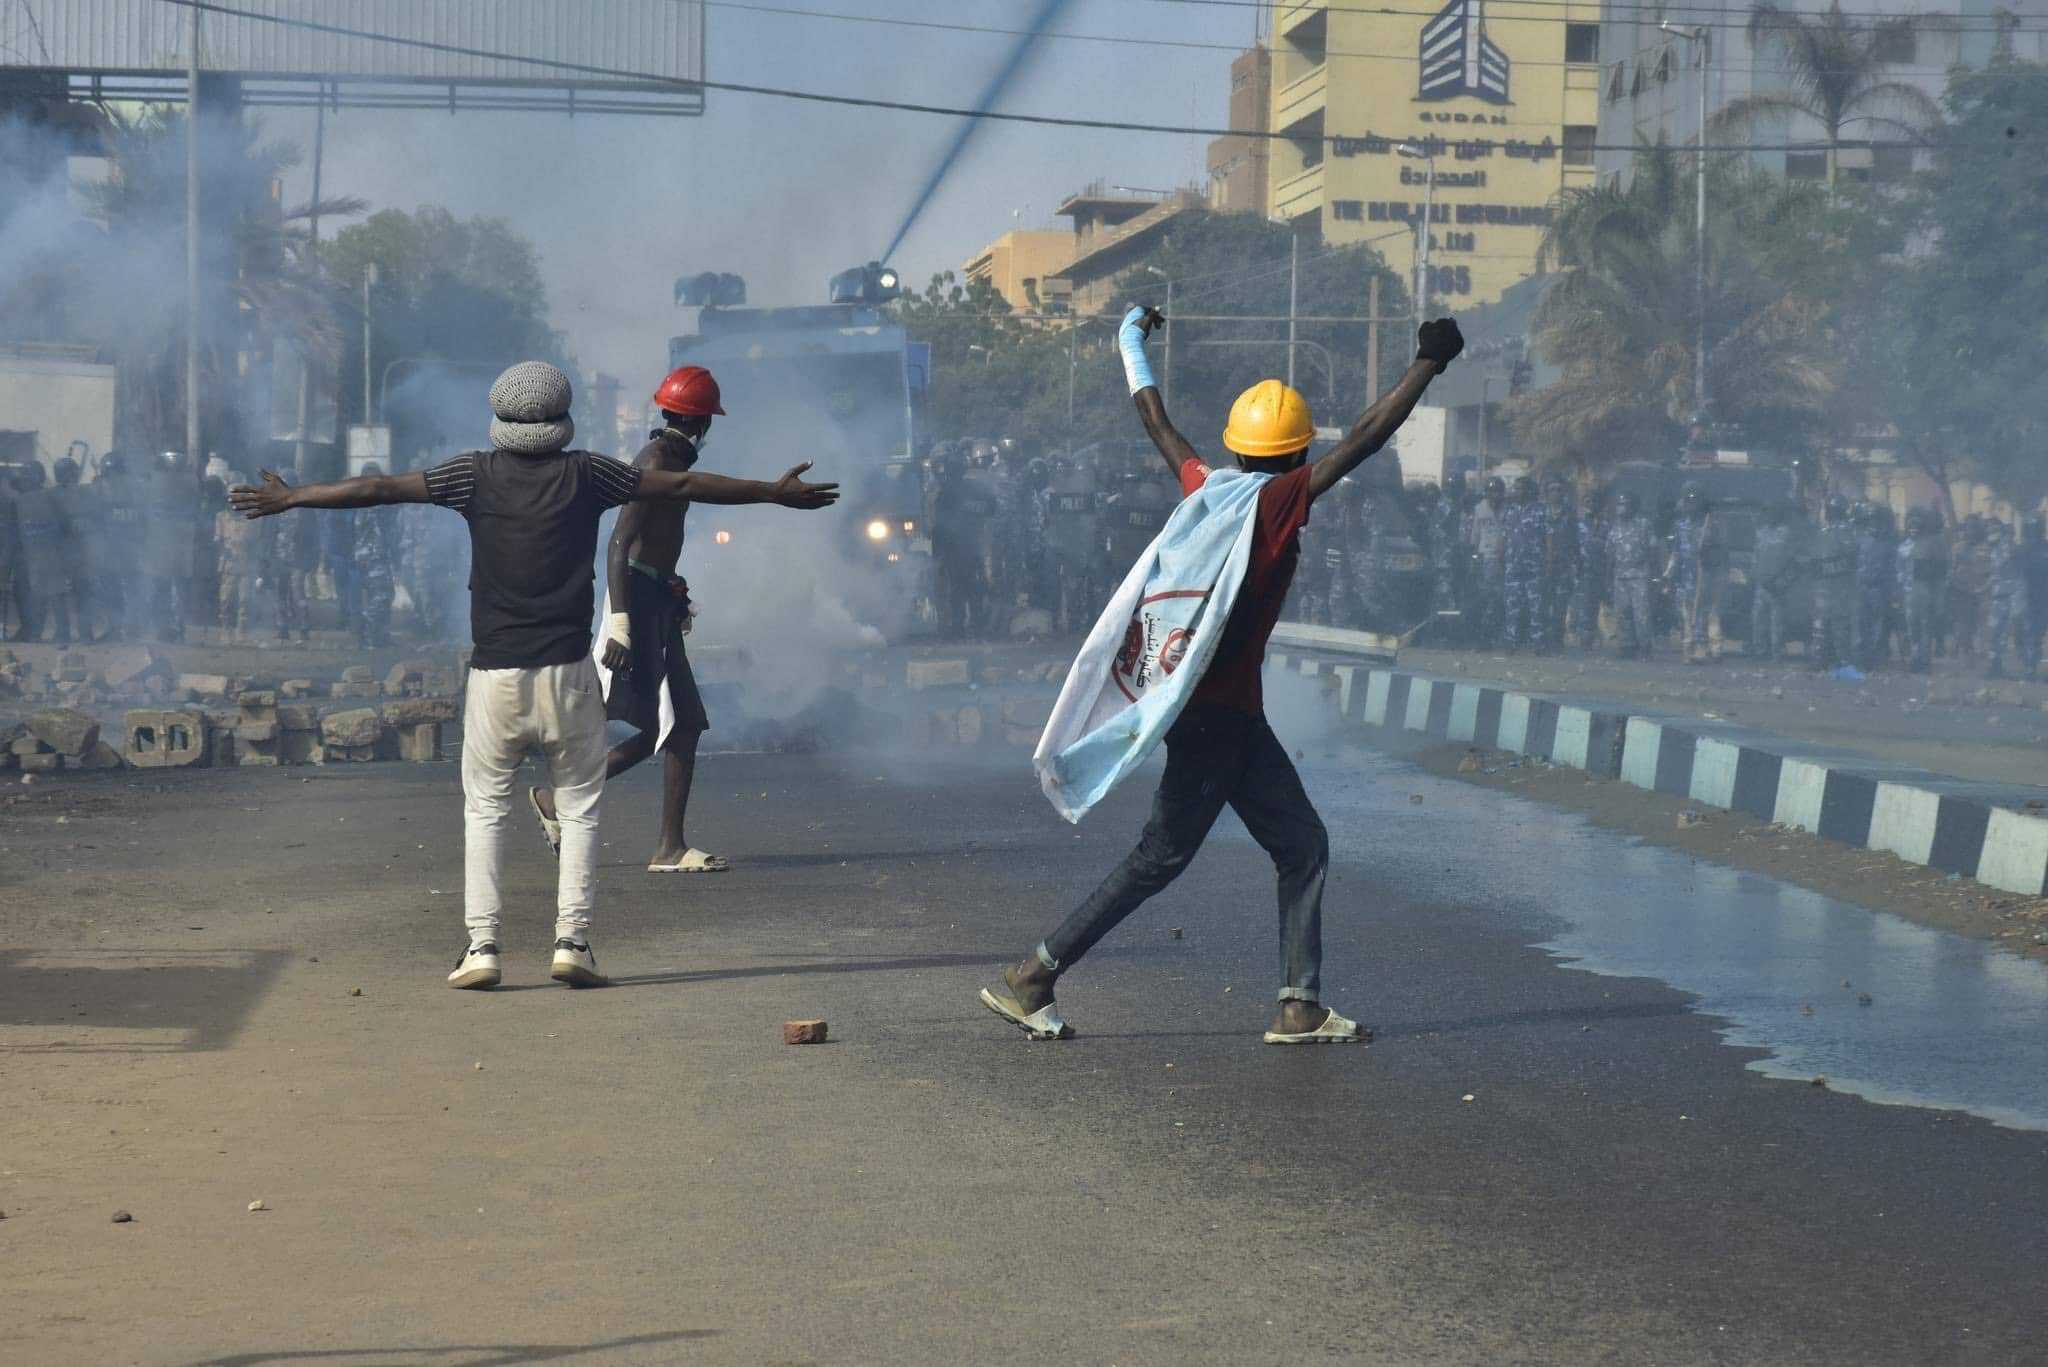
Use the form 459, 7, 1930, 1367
1117, 305, 1158, 396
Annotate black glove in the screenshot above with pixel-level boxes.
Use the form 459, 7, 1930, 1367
1416, 318, 1465, 374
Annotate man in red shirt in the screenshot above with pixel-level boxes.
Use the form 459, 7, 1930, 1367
982, 307, 1463, 1044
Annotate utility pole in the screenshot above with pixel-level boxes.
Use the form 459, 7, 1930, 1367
362, 262, 379, 423
1398, 143, 1437, 324
1664, 21, 1711, 424
1366, 273, 1381, 404
1285, 228, 1299, 390
293, 95, 325, 478
1162, 277, 1174, 411
1065, 313, 1078, 457
184, 8, 202, 465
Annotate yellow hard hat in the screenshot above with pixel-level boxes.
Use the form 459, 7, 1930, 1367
1222, 379, 1314, 458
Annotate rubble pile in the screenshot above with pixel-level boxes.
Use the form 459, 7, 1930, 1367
0, 651, 470, 775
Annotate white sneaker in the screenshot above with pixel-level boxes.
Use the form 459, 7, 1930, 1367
550, 937, 606, 988
448, 942, 501, 990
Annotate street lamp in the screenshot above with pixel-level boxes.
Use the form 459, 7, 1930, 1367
1662, 20, 1711, 426
361, 262, 379, 423
1396, 142, 1437, 323
1139, 265, 1174, 408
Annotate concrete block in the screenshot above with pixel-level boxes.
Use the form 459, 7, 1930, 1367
381, 697, 459, 727
1402, 677, 1455, 737
330, 680, 381, 700
907, 658, 970, 690
1329, 665, 1363, 720
1978, 806, 2048, 897
9, 735, 43, 757
1551, 706, 1626, 778
124, 710, 208, 768
77, 742, 124, 770
384, 660, 432, 692
236, 720, 280, 744
237, 748, 282, 767
238, 690, 278, 709
1772, 760, 1885, 846
1620, 717, 1694, 795
279, 731, 323, 765
1867, 780, 2028, 877
28, 708, 99, 757
208, 728, 236, 768
782, 1019, 828, 1045
1498, 694, 1559, 759
1362, 670, 1413, 729
1688, 736, 1785, 819
1447, 684, 1504, 747
19, 751, 63, 772
281, 679, 316, 698
277, 703, 320, 731
327, 744, 379, 763
1000, 696, 1053, 729
956, 705, 985, 747
341, 665, 374, 683
321, 708, 384, 749
396, 723, 442, 762
178, 673, 231, 698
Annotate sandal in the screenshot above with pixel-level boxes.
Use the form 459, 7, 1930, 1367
1263, 1008, 1370, 1046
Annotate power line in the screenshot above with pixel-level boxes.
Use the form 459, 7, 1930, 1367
1142, 0, 2048, 33
151, 0, 1992, 152
697, 0, 2037, 73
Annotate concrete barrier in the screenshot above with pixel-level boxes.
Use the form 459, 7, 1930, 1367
1280, 659, 2048, 902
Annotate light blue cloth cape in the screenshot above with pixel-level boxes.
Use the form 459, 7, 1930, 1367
1033, 466, 1272, 823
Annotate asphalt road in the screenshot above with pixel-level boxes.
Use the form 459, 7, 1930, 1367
5, 707, 2047, 1365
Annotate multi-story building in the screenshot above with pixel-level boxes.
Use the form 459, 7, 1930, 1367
1594, 1, 2048, 187
1043, 184, 1206, 316
1221, 0, 1604, 311
1206, 48, 1273, 214
960, 230, 1076, 314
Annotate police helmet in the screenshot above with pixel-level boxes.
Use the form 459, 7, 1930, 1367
1485, 476, 1506, 499
53, 456, 80, 485
1613, 490, 1637, 517
1512, 475, 1537, 501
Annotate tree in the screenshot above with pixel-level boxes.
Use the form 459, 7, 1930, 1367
896, 209, 1410, 460
1713, 1, 1943, 191
322, 207, 574, 458
1508, 148, 1834, 470
1876, 58, 2048, 510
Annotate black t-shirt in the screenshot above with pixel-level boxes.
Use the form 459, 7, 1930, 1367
424, 449, 641, 669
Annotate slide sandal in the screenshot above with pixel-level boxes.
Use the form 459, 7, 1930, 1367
528, 787, 561, 857
1263, 1009, 1370, 1046
979, 986, 1073, 1041
648, 849, 731, 873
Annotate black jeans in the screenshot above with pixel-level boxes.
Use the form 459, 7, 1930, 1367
1040, 704, 1329, 1003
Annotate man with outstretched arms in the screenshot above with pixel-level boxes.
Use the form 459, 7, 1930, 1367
529, 365, 727, 875
230, 362, 838, 991
981, 306, 1462, 1045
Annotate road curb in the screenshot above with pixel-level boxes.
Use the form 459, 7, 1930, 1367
1268, 652, 2048, 897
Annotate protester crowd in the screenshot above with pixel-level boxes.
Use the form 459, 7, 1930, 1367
0, 451, 469, 648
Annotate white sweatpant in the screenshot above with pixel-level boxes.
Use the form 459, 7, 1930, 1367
461, 658, 607, 945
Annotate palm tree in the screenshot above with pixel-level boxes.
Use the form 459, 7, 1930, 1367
1713, 1, 1943, 191
1507, 147, 1835, 466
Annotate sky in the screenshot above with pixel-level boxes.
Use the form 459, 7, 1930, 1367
264, 0, 1257, 391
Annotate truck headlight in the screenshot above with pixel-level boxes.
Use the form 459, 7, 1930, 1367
866, 518, 890, 542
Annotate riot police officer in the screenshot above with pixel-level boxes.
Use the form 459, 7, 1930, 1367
1853, 502, 1894, 668
1985, 519, 2035, 679
1538, 478, 1578, 650
1468, 475, 1508, 644
1043, 455, 1109, 633
143, 451, 200, 640
1502, 476, 1544, 649
1896, 506, 1948, 673
1749, 503, 1798, 662
2023, 517, 2048, 675
1606, 490, 1657, 658
930, 445, 991, 638
1811, 494, 1857, 669
1666, 482, 1719, 663
1573, 488, 1608, 650
10, 462, 64, 641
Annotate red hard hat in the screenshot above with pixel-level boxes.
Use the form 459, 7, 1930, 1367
653, 365, 725, 417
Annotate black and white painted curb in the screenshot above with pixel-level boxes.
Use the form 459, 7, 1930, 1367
1269, 652, 2048, 898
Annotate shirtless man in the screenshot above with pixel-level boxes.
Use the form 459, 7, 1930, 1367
531, 365, 726, 874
